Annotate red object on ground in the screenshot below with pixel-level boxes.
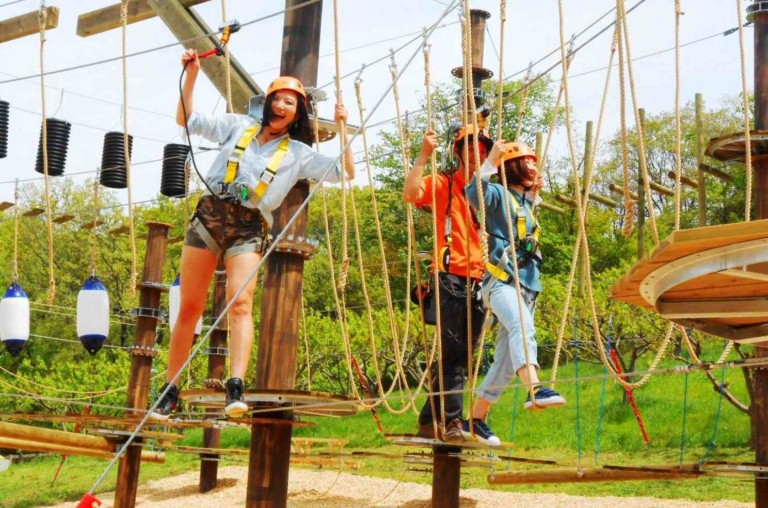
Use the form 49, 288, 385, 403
609, 348, 651, 444
77, 493, 102, 508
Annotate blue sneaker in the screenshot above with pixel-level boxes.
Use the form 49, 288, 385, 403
461, 418, 501, 447
525, 386, 566, 410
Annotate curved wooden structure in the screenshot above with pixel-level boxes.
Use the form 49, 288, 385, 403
705, 130, 768, 163
610, 219, 768, 343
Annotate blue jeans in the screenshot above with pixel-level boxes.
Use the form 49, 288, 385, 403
476, 276, 539, 403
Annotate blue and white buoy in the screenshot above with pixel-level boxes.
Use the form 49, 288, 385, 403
168, 274, 202, 337
77, 276, 110, 355
0, 282, 29, 356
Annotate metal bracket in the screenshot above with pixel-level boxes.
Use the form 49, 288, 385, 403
128, 345, 158, 358
205, 347, 229, 357
747, 1, 768, 22
130, 307, 167, 320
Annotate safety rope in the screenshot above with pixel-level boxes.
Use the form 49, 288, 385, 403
220, 0, 233, 113
89, 169, 101, 276
421, 43, 442, 434
333, 0, 351, 291
736, 0, 753, 222
11, 179, 19, 282
120, 0, 138, 296
38, 3, 56, 303
559, 0, 672, 390
495, 0, 506, 140
615, 3, 635, 238
673, 0, 683, 230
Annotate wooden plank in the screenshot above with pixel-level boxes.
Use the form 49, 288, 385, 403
488, 467, 701, 485
81, 219, 104, 230
52, 214, 75, 224
21, 207, 44, 217
0, 7, 58, 44
721, 268, 768, 283
77, 0, 210, 37
0, 201, 15, 212
658, 299, 768, 319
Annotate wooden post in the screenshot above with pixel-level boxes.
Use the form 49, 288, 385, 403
199, 261, 227, 493
695, 93, 708, 226
749, 3, 768, 505
577, 121, 593, 298
637, 109, 646, 260
246, 1, 323, 506
114, 222, 170, 508
432, 446, 461, 508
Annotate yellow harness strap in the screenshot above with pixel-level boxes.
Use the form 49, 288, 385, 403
252, 138, 290, 200
224, 124, 261, 184
508, 191, 540, 242
485, 262, 509, 282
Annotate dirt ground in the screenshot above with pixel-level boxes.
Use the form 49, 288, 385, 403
53, 466, 752, 508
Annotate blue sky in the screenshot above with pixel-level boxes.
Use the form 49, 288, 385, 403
0, 0, 751, 211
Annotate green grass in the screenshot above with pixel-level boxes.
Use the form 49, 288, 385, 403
0, 350, 756, 507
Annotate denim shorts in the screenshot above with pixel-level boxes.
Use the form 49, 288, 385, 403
184, 196, 267, 259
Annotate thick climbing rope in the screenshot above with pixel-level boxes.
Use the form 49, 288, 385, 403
550, 27, 616, 385
89, 169, 101, 276
673, 0, 684, 230
11, 180, 19, 282
615, 3, 635, 238
353, 73, 436, 401
421, 43, 442, 433
120, 0, 138, 296
736, 0, 753, 221
220, 0, 233, 113
514, 63, 533, 141
495, 0, 506, 138
617, 0, 660, 245
38, 3, 56, 303
333, 0, 351, 292
558, 0, 672, 390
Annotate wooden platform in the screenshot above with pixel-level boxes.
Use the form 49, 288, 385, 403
488, 465, 703, 485
705, 129, 768, 163
181, 388, 361, 418
385, 433, 513, 451
610, 220, 768, 343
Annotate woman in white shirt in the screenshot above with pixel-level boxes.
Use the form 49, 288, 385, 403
150, 49, 355, 420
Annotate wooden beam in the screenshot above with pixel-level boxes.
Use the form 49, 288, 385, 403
0, 436, 164, 463
699, 163, 733, 182
721, 268, 768, 283
0, 421, 114, 452
537, 202, 565, 215
666, 171, 700, 189
588, 193, 619, 208
147, 0, 261, 115
608, 183, 639, 201
488, 467, 701, 485
649, 180, 674, 197
554, 194, 576, 208
658, 299, 768, 319
0, 201, 15, 212
0, 7, 58, 44
77, 0, 210, 37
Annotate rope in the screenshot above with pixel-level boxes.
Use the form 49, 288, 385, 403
38, 3, 56, 303
120, 0, 138, 297
736, 0, 753, 221
514, 63, 533, 141
220, 0, 233, 113
11, 179, 19, 282
89, 168, 101, 276
421, 42, 441, 434
495, 0, 506, 139
550, 26, 616, 386
673, 0, 683, 230
333, 0, 351, 292
615, 3, 635, 238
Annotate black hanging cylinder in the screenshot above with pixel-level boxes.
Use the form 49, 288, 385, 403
0, 100, 9, 159
34, 118, 71, 176
100, 131, 133, 189
160, 143, 190, 198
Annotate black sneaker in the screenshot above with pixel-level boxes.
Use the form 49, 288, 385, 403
461, 418, 501, 447
225, 377, 248, 418
524, 386, 566, 411
148, 382, 179, 421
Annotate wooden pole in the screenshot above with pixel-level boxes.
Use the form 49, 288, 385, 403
695, 93, 708, 225
432, 446, 461, 508
750, 3, 768, 505
199, 261, 228, 493
637, 109, 647, 259
114, 222, 170, 508
246, 2, 323, 506
577, 121, 593, 298
0, 436, 165, 463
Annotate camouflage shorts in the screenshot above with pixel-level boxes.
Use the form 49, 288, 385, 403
184, 196, 268, 259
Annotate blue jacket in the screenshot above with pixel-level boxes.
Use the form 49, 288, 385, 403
465, 160, 542, 293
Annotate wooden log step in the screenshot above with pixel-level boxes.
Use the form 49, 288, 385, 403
488, 466, 702, 485
182, 388, 361, 418
385, 434, 513, 451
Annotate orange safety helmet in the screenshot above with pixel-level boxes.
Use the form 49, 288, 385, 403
453, 123, 492, 146
266, 76, 307, 102
500, 142, 537, 164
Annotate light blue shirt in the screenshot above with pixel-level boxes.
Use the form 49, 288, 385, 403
465, 159, 542, 293
187, 112, 342, 227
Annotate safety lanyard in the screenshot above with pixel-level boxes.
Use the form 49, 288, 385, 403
223, 124, 290, 200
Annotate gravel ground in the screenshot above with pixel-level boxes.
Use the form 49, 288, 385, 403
51, 466, 752, 508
